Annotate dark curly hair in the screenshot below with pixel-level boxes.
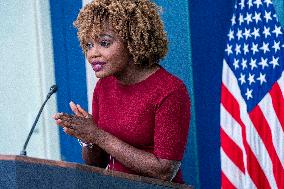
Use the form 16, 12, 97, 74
73, 0, 168, 66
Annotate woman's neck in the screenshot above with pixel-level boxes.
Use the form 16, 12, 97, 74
114, 63, 160, 85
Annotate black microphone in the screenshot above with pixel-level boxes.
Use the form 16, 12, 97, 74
20, 85, 58, 156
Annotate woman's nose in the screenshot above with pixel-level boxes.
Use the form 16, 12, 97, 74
87, 45, 100, 58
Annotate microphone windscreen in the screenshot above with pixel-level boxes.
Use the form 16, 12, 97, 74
50, 85, 58, 93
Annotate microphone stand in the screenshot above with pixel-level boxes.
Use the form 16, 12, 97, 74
20, 86, 57, 156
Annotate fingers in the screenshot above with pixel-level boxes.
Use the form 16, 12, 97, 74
63, 127, 76, 136
52, 112, 70, 120
55, 117, 73, 128
54, 114, 80, 137
52, 112, 64, 120
63, 127, 88, 143
70, 101, 82, 116
76, 104, 91, 118
70, 101, 91, 118
52, 112, 86, 141
53, 113, 77, 128
52, 111, 94, 141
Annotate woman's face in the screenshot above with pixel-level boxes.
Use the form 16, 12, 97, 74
86, 29, 131, 78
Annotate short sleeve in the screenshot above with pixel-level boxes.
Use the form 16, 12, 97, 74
153, 85, 190, 160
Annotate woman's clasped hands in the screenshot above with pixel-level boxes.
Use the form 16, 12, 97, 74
52, 101, 96, 144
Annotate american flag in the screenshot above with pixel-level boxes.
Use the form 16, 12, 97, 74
220, 0, 284, 188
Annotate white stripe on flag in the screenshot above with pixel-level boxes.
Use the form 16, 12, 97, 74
259, 93, 284, 167
221, 105, 244, 149
221, 148, 248, 189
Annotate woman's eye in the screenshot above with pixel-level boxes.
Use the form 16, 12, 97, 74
86, 42, 94, 50
100, 40, 111, 48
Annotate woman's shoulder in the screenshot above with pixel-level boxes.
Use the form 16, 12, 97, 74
152, 67, 190, 108
154, 67, 186, 91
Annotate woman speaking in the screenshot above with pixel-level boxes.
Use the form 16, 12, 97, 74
53, 0, 190, 183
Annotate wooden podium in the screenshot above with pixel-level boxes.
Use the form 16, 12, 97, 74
0, 155, 192, 189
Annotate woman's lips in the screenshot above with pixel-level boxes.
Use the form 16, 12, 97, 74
91, 62, 106, 72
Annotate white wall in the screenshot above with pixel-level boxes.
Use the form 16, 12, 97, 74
0, 1, 60, 160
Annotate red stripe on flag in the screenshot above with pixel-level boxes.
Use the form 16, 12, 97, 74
246, 146, 271, 189
221, 128, 245, 173
269, 83, 284, 132
249, 106, 284, 189
221, 171, 237, 189
221, 83, 271, 188
221, 84, 243, 126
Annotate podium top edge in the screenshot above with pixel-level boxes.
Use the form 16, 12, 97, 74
0, 154, 193, 189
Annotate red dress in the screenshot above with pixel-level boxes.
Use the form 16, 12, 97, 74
92, 67, 190, 183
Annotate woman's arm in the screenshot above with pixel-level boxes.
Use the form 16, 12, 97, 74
82, 145, 109, 168
55, 111, 180, 181
85, 126, 181, 181
55, 113, 180, 180
55, 115, 180, 180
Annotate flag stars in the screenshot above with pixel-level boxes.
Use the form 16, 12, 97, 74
248, 73, 255, 85
272, 25, 282, 38
225, 44, 233, 55
241, 58, 248, 70
238, 73, 246, 85
228, 29, 234, 41
239, 14, 244, 25
245, 88, 253, 100
233, 58, 240, 69
251, 42, 259, 54
243, 44, 249, 55
263, 26, 271, 38
244, 13, 253, 25
243, 28, 251, 39
254, 0, 263, 9
231, 14, 236, 26
269, 56, 279, 68
264, 0, 272, 7
264, 11, 272, 22
225, 0, 284, 105
251, 27, 260, 39
253, 12, 261, 24
259, 57, 269, 69
259, 42, 270, 54
257, 73, 267, 85
273, 14, 278, 22
272, 41, 280, 52
239, 0, 245, 9
235, 44, 241, 55
249, 58, 257, 70
247, 0, 253, 9
237, 29, 243, 40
